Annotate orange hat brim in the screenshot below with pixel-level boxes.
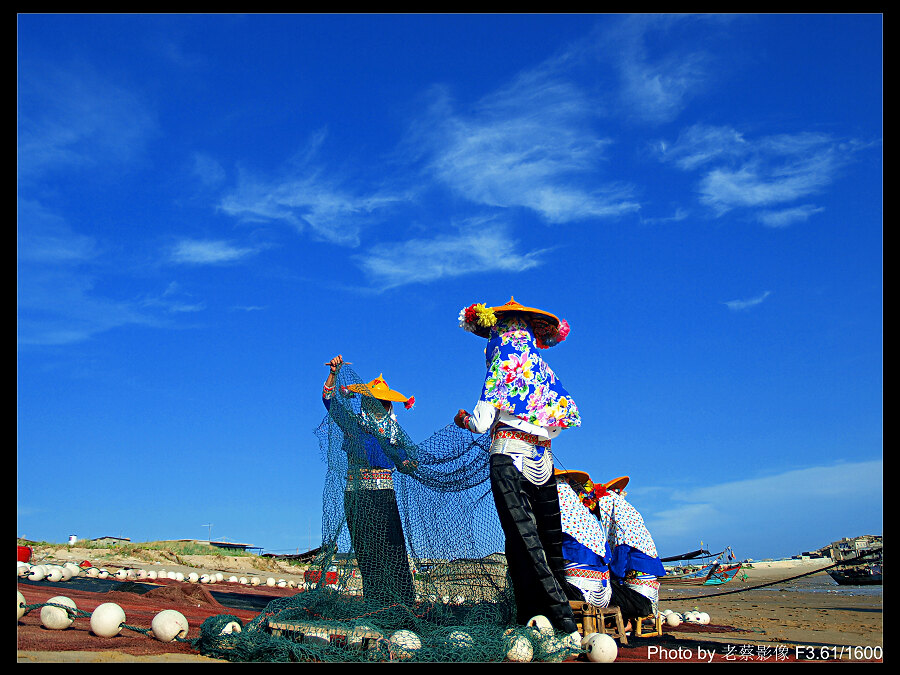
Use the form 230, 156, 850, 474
554, 468, 592, 485
603, 476, 630, 492
471, 296, 561, 338
345, 374, 410, 403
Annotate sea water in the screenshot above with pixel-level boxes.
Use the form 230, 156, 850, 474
748, 572, 882, 597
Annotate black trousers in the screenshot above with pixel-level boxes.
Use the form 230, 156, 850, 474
344, 487, 416, 606
609, 580, 653, 620
490, 453, 578, 634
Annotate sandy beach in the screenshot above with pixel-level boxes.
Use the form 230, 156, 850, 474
18, 547, 883, 663
656, 563, 883, 659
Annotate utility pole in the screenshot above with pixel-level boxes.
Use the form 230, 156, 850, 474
202, 524, 213, 543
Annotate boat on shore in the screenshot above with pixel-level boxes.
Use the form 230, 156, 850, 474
663, 561, 743, 586
661, 546, 742, 586
827, 562, 882, 586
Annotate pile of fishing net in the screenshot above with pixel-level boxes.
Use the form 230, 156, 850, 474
192, 365, 577, 663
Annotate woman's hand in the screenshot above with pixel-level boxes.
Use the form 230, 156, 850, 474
324, 355, 344, 389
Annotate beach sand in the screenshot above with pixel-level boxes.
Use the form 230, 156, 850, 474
18, 550, 883, 663
655, 563, 883, 661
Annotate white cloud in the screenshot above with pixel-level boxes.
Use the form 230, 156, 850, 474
659, 124, 854, 219
219, 167, 406, 247
644, 460, 883, 552
17, 198, 99, 264
17, 60, 157, 181
170, 238, 260, 265
655, 124, 749, 171
411, 75, 640, 224
600, 15, 716, 124
756, 204, 825, 228
723, 290, 771, 311
191, 152, 227, 188
354, 218, 546, 290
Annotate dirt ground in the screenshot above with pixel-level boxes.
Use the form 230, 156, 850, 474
18, 549, 883, 663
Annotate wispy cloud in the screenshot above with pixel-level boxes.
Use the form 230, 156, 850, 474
644, 460, 883, 548
409, 74, 640, 224
658, 124, 858, 221
17, 198, 99, 264
756, 204, 825, 228
170, 238, 262, 265
218, 130, 408, 247
723, 290, 771, 311
599, 15, 717, 125
191, 152, 227, 189
17, 60, 157, 182
354, 217, 546, 290
640, 208, 690, 225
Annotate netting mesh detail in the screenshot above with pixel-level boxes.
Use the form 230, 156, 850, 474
193, 365, 577, 662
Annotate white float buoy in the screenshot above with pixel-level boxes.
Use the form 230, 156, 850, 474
447, 629, 474, 649
250, 577, 261, 586
115, 569, 129, 580
666, 613, 682, 627
90, 602, 126, 638
18, 590, 27, 621
239, 577, 248, 585
215, 573, 224, 582
698, 611, 710, 625
220, 620, 242, 635
389, 629, 421, 659
526, 614, 554, 637
151, 609, 189, 642
174, 572, 185, 582
148, 571, 158, 580
45, 566, 64, 582
584, 632, 617, 663
87, 567, 100, 578
40, 596, 77, 630
504, 633, 534, 662
98, 569, 110, 579
228, 576, 238, 583
188, 573, 200, 583
28, 565, 47, 581
266, 577, 276, 587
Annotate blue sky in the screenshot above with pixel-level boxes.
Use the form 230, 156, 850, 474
18, 14, 882, 561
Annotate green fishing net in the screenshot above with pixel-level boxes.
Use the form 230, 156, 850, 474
193, 365, 578, 663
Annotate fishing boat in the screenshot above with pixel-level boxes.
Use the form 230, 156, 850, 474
827, 563, 882, 586
661, 546, 742, 586
826, 541, 882, 586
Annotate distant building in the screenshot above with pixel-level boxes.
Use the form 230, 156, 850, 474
826, 535, 882, 562
89, 536, 131, 546
168, 539, 254, 552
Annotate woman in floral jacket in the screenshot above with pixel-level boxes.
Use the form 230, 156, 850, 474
454, 298, 582, 641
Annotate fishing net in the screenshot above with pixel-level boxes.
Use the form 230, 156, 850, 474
192, 365, 577, 662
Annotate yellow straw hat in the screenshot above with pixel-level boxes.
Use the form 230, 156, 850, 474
554, 468, 592, 485
602, 476, 630, 492
344, 374, 415, 408
459, 296, 568, 343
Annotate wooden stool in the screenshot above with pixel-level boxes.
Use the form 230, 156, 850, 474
634, 612, 663, 638
569, 601, 628, 645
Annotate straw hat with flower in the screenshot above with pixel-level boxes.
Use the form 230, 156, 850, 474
343, 374, 416, 409
457, 296, 571, 348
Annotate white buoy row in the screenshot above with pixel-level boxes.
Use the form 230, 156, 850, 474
19, 561, 303, 588
659, 608, 712, 626
17, 588, 192, 642
18, 562, 84, 582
